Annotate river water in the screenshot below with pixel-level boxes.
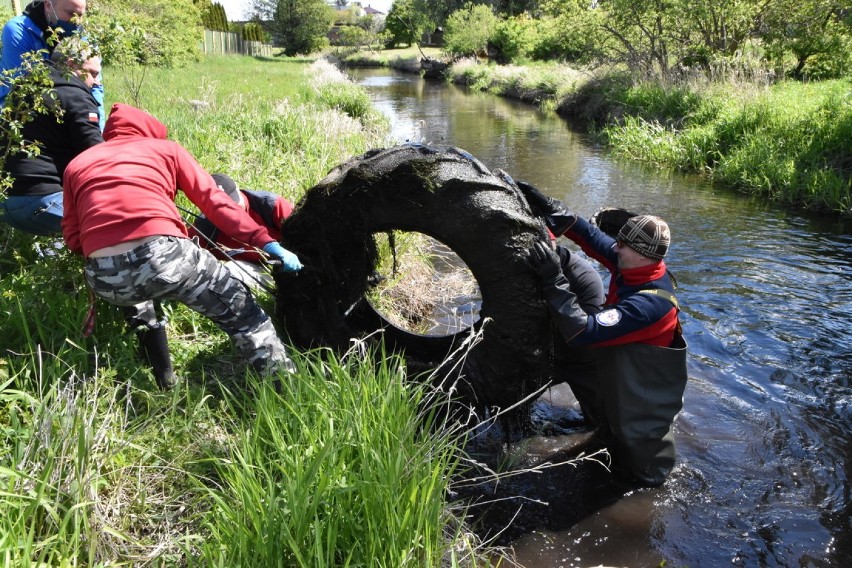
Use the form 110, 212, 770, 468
347, 67, 852, 567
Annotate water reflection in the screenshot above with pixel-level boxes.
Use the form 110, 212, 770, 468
349, 67, 852, 567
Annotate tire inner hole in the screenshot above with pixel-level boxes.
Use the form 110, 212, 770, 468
367, 231, 482, 337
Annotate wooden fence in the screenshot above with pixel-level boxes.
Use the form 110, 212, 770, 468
202, 30, 274, 57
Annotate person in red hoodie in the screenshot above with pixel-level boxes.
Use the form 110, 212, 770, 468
62, 103, 302, 386
520, 182, 688, 487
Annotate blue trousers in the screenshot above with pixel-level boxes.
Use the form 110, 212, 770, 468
1, 192, 64, 236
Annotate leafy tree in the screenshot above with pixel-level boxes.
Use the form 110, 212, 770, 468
670, 0, 766, 70
443, 3, 499, 57
412, 0, 467, 28
242, 21, 267, 43
357, 15, 385, 51
492, 0, 541, 17
761, 0, 852, 79
384, 0, 427, 47
531, 1, 604, 63
593, 0, 676, 77
335, 25, 368, 48
249, 0, 335, 55
195, 0, 228, 30
489, 15, 533, 62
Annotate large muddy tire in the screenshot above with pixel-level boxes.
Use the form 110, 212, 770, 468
275, 144, 555, 408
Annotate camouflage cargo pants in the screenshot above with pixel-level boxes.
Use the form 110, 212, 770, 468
85, 235, 293, 375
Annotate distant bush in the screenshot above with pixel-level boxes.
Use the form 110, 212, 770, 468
88, 0, 202, 67
443, 3, 499, 58
488, 15, 537, 63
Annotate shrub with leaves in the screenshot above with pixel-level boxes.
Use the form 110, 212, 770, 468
443, 2, 499, 58
0, 52, 59, 193
86, 0, 202, 68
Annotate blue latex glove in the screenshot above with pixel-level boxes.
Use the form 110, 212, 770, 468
262, 242, 302, 272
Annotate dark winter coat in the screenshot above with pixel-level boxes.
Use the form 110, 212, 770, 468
4, 62, 102, 197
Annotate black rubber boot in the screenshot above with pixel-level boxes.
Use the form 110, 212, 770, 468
138, 325, 178, 389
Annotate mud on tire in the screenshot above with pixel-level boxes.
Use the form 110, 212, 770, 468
275, 144, 555, 408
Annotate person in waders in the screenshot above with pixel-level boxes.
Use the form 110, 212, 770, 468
521, 182, 688, 487
62, 103, 303, 387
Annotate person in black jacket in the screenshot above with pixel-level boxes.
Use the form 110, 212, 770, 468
1, 43, 102, 235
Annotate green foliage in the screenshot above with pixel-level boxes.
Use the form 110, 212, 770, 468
529, 8, 603, 64
428, 0, 852, 81
443, 2, 500, 58
195, 347, 466, 566
412, 0, 467, 28
0, 7, 12, 27
332, 15, 385, 51
0, 52, 57, 192
199, 1, 229, 32
88, 0, 203, 67
761, 0, 852, 80
602, 78, 852, 213
334, 24, 369, 48
492, 0, 540, 17
323, 0, 852, 80
489, 14, 537, 62
241, 21, 266, 43
385, 0, 429, 48
267, 0, 336, 56
615, 82, 707, 127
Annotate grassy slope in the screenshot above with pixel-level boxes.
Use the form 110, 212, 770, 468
0, 55, 493, 566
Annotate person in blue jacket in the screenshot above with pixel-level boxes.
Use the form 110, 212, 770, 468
0, 0, 104, 130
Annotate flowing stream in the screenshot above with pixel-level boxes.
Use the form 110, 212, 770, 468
347, 67, 852, 567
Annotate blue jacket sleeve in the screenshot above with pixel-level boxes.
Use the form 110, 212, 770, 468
0, 15, 47, 104
91, 82, 105, 131
564, 216, 619, 273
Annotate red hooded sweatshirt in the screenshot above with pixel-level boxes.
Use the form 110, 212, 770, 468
62, 103, 276, 257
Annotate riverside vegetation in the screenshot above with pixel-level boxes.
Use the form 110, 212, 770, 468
340, 50, 851, 217
0, 56, 505, 566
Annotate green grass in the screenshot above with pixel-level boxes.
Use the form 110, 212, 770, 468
0, 55, 500, 566
194, 347, 465, 566
601, 78, 852, 214
108, 56, 390, 204
348, 49, 850, 216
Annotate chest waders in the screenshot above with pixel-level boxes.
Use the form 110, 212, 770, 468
584, 288, 688, 486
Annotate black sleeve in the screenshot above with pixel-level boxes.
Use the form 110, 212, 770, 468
59, 82, 104, 153
541, 271, 590, 341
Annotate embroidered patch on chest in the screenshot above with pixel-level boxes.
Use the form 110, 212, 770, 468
595, 309, 621, 327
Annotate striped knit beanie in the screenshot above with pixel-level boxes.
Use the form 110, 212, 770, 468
617, 214, 670, 260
